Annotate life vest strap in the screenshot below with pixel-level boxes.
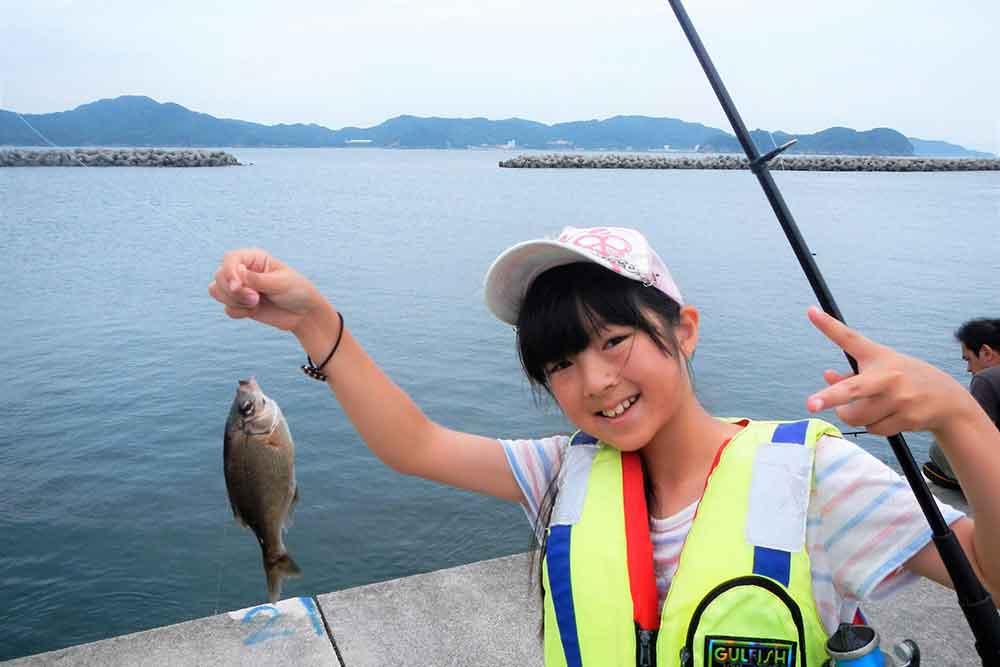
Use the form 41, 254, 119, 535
622, 451, 659, 631
547, 524, 583, 667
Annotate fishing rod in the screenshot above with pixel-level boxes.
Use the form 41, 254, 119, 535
663, 1, 1000, 664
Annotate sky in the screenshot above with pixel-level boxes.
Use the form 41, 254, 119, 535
2, 0, 998, 153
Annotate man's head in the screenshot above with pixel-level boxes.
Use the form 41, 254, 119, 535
956, 318, 1000, 374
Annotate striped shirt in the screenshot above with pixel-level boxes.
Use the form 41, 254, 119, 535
499, 432, 964, 635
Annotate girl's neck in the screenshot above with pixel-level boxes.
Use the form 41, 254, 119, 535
640, 399, 743, 519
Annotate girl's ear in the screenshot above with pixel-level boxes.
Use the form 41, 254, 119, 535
677, 305, 700, 358
982, 345, 998, 362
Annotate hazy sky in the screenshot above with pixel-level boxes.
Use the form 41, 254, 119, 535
3, 0, 997, 152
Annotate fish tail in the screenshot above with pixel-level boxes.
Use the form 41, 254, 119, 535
265, 552, 302, 603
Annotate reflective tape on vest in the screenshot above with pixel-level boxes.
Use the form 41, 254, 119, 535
751, 419, 810, 586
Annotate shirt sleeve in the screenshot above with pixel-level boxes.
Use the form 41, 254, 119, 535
498, 435, 570, 524
970, 374, 1000, 427
810, 434, 965, 602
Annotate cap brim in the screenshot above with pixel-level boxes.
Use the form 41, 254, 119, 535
484, 239, 604, 325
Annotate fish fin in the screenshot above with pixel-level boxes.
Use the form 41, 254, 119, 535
229, 503, 248, 527
266, 428, 286, 448
265, 553, 303, 603
223, 430, 248, 526
283, 488, 300, 530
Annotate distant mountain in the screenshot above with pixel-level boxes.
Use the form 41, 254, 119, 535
0, 97, 720, 149
908, 137, 994, 158
547, 115, 727, 150
0, 95, 991, 157
0, 96, 341, 147
698, 127, 916, 156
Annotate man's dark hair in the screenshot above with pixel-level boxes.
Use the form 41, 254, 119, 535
955, 318, 1000, 354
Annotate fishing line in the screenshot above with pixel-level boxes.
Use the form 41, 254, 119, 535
765, 130, 785, 168
9, 106, 243, 613
7, 109, 235, 250
212, 519, 231, 615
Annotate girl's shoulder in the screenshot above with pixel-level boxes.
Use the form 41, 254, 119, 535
498, 434, 573, 517
813, 432, 888, 475
809, 432, 963, 527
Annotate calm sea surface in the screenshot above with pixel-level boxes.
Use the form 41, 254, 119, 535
1, 149, 997, 660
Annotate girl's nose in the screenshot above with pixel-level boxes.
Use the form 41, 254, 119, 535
579, 352, 619, 397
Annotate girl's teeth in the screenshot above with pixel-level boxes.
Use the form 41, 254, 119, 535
602, 396, 635, 418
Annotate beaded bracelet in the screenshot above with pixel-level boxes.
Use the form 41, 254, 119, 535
301, 311, 344, 382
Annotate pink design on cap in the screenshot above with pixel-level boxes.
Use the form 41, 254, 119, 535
483, 225, 684, 325
569, 228, 633, 258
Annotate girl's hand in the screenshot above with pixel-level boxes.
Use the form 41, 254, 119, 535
208, 249, 323, 333
805, 306, 978, 437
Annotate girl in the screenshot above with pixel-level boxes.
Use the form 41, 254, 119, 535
209, 226, 1000, 666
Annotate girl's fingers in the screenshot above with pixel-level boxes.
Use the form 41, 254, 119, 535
224, 304, 257, 320
835, 394, 896, 429
864, 412, 907, 437
239, 263, 284, 295
220, 249, 275, 292
807, 367, 895, 413
807, 306, 879, 361
209, 279, 259, 308
823, 368, 853, 386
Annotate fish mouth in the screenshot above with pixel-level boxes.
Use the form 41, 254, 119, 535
238, 377, 260, 391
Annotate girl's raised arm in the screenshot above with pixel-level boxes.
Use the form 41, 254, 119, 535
209, 248, 525, 505
805, 306, 1000, 596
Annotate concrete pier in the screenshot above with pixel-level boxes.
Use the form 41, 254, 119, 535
499, 153, 1000, 172
0, 149, 240, 167
4, 487, 983, 666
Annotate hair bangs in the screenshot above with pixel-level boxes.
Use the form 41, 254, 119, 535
517, 263, 666, 389
517, 273, 596, 388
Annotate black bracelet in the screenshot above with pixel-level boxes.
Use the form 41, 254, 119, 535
301, 311, 345, 382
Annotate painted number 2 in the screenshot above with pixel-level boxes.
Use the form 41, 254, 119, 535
240, 597, 324, 646
241, 604, 294, 646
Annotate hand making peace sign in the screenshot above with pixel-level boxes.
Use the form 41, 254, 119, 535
805, 306, 980, 438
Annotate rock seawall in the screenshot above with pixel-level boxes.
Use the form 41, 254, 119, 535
499, 153, 1000, 172
0, 148, 240, 167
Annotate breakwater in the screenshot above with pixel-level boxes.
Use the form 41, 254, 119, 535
0, 148, 240, 167
499, 153, 1000, 172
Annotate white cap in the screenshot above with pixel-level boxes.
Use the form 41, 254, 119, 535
484, 226, 683, 325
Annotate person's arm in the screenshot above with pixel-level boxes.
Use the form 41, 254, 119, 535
904, 404, 1000, 596
210, 249, 524, 504
805, 307, 1000, 597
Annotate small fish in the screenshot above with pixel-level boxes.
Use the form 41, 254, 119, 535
223, 377, 301, 602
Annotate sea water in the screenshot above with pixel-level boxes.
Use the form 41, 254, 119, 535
1, 148, 996, 659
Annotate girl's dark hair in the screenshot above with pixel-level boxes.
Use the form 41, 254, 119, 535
955, 318, 1000, 355
514, 262, 688, 632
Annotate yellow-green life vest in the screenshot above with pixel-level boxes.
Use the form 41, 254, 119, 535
542, 418, 841, 667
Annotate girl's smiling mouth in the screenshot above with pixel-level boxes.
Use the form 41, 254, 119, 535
598, 394, 640, 419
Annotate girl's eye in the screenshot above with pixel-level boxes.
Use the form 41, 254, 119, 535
604, 334, 630, 350
546, 359, 572, 375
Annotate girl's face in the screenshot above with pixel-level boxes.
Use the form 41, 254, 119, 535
545, 308, 697, 451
